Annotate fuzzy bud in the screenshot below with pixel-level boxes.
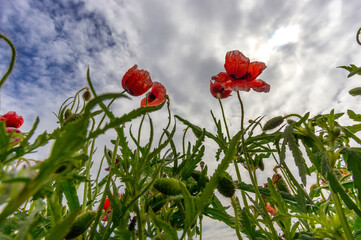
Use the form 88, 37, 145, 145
217, 172, 235, 198
263, 116, 284, 131
64, 109, 72, 119
154, 178, 182, 196
65, 211, 96, 239
82, 89, 92, 101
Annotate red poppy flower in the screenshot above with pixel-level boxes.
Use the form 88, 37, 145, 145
212, 50, 270, 93
210, 80, 232, 99
141, 82, 166, 107
122, 65, 153, 96
0, 111, 24, 128
101, 194, 123, 221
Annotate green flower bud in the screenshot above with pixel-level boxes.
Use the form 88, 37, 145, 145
263, 116, 284, 131
275, 177, 290, 193
63, 113, 82, 126
64, 109, 72, 119
65, 211, 96, 239
154, 178, 182, 196
217, 172, 235, 198
82, 90, 92, 101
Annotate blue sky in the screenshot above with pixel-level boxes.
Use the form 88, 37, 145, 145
1, 0, 361, 239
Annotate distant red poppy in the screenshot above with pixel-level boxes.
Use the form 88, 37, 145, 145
266, 202, 277, 216
210, 80, 232, 99
105, 158, 119, 171
141, 82, 166, 107
122, 65, 153, 96
102, 194, 123, 221
212, 50, 270, 93
0, 111, 24, 128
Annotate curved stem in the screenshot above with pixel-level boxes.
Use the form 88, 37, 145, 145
0, 34, 16, 90
332, 191, 354, 239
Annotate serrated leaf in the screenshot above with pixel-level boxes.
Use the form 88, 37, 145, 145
179, 181, 195, 232
348, 67, 361, 77
341, 148, 361, 204
348, 109, 361, 122
148, 208, 178, 240
284, 126, 307, 185
62, 180, 80, 212
345, 123, 361, 133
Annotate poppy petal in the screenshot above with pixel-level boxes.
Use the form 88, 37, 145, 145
210, 81, 232, 99
222, 79, 251, 92
141, 82, 167, 107
122, 65, 153, 96
211, 72, 229, 82
224, 50, 250, 78
247, 61, 267, 80
0, 111, 24, 128
249, 79, 270, 93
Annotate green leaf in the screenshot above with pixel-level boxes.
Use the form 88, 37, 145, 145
62, 180, 81, 212
345, 123, 361, 133
348, 110, 361, 122
45, 210, 80, 240
349, 87, 361, 96
179, 181, 195, 231
348, 67, 361, 77
341, 148, 361, 204
284, 126, 308, 185
148, 208, 178, 240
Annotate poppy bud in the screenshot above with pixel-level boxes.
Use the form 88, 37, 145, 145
63, 113, 82, 126
64, 109, 72, 119
65, 211, 96, 239
217, 172, 235, 198
154, 178, 182, 196
275, 177, 290, 193
332, 127, 341, 137
82, 89, 92, 101
263, 116, 284, 131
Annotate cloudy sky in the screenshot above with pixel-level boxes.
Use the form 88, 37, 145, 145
1, 0, 361, 239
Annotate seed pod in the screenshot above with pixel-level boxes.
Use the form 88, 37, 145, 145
273, 174, 290, 193
63, 113, 82, 126
82, 90, 92, 101
217, 172, 235, 198
65, 211, 96, 239
64, 109, 72, 119
263, 116, 284, 131
154, 178, 182, 196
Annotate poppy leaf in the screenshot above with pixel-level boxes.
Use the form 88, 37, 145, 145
62, 180, 81, 212
348, 66, 361, 77
340, 148, 361, 204
148, 208, 178, 240
179, 181, 195, 232
284, 126, 308, 186
347, 109, 361, 122
349, 87, 361, 96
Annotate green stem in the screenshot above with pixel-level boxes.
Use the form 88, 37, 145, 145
231, 197, 243, 240
331, 191, 354, 240
236, 91, 278, 239
0, 34, 16, 90
218, 98, 231, 141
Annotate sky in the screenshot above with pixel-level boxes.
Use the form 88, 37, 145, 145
1, 0, 361, 239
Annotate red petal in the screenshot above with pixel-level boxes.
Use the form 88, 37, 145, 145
222, 79, 251, 92
122, 65, 153, 96
103, 198, 111, 211
0, 111, 24, 128
249, 79, 270, 93
224, 50, 249, 78
141, 82, 166, 107
210, 81, 231, 99
211, 72, 229, 82
247, 61, 267, 80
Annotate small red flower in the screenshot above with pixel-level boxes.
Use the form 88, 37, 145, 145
102, 194, 123, 221
141, 82, 166, 107
105, 158, 119, 171
266, 202, 277, 216
0, 111, 24, 128
211, 50, 270, 93
122, 65, 153, 96
210, 80, 232, 99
